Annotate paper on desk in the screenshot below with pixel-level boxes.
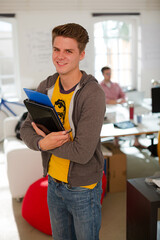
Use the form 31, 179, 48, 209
152, 179, 160, 187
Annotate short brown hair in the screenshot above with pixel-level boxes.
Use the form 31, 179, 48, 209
52, 23, 89, 52
101, 66, 111, 74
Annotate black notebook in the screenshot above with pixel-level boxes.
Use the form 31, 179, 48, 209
24, 99, 64, 134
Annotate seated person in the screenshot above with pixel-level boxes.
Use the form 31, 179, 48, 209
100, 66, 146, 149
100, 66, 126, 105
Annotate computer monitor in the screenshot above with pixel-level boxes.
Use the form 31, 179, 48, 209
151, 87, 160, 113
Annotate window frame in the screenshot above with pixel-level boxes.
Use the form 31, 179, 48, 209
93, 15, 140, 90
0, 17, 20, 100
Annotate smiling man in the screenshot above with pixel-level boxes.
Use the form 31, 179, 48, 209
20, 23, 106, 240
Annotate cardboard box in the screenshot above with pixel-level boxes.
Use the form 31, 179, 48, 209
102, 142, 126, 193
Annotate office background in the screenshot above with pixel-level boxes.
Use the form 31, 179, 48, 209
0, 1, 160, 239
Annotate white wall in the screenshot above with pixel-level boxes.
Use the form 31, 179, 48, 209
141, 11, 160, 97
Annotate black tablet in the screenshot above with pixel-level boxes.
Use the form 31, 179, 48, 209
114, 121, 137, 129
24, 99, 64, 133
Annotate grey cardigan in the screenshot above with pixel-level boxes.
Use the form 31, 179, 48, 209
20, 71, 106, 187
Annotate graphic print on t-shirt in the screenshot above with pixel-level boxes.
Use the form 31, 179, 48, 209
54, 99, 66, 125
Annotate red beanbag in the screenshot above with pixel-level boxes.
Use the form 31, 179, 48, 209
101, 171, 107, 204
22, 176, 52, 235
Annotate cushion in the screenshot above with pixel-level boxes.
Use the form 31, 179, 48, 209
22, 176, 52, 235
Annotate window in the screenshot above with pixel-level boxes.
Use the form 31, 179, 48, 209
0, 18, 20, 99
94, 18, 140, 89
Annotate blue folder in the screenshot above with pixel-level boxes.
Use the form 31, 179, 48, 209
23, 88, 54, 108
23, 88, 64, 132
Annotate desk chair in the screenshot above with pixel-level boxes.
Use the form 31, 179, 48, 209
147, 131, 160, 161
147, 133, 156, 146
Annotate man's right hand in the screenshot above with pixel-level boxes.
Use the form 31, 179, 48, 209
32, 122, 70, 151
39, 131, 70, 151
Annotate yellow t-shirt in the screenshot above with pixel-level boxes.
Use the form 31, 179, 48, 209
48, 77, 73, 183
48, 77, 97, 189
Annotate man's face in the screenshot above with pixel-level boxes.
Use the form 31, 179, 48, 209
103, 69, 111, 82
52, 36, 85, 76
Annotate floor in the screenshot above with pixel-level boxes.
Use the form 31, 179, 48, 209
0, 137, 160, 240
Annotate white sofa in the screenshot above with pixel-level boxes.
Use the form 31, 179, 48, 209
3, 116, 43, 199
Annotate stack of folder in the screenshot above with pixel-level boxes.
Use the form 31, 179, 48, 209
23, 88, 64, 134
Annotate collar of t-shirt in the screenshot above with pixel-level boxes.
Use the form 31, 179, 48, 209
104, 81, 112, 88
59, 78, 79, 94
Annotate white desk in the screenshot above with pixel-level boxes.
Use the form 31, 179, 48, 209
101, 103, 160, 139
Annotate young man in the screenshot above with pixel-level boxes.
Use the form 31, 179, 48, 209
100, 66, 126, 104
20, 23, 106, 240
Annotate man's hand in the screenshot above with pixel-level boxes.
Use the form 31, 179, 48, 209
31, 122, 70, 151
108, 98, 126, 105
117, 98, 126, 104
108, 99, 117, 105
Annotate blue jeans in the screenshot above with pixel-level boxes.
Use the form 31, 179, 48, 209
47, 175, 102, 240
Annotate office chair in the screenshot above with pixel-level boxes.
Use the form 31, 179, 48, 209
147, 131, 160, 163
